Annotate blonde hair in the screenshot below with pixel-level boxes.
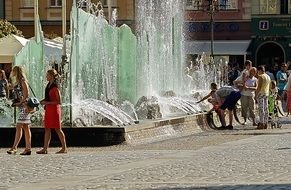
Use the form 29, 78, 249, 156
12, 66, 27, 83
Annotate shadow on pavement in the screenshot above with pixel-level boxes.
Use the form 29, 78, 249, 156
152, 184, 291, 190
276, 147, 291, 150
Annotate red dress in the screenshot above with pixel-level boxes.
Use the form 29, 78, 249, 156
44, 87, 61, 129
286, 89, 291, 112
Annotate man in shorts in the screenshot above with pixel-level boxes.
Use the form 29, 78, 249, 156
216, 86, 242, 130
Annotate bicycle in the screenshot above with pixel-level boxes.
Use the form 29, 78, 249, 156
206, 104, 242, 129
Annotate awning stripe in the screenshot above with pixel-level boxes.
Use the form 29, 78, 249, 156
185, 40, 251, 55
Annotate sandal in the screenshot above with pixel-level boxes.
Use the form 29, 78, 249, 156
7, 148, 17, 154
36, 149, 48, 154
20, 149, 31, 156
56, 148, 67, 154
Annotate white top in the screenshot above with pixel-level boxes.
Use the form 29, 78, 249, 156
234, 69, 249, 83
241, 76, 257, 97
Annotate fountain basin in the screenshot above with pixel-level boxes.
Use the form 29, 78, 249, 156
0, 112, 213, 147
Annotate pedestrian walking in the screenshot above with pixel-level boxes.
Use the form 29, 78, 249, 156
7, 66, 32, 155
36, 69, 67, 154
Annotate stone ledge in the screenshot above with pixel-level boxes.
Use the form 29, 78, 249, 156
124, 113, 210, 145
0, 112, 213, 147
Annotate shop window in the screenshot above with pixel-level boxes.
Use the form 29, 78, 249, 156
185, 0, 203, 10
50, 0, 62, 7
226, 0, 238, 10
23, 0, 34, 7
185, 0, 237, 11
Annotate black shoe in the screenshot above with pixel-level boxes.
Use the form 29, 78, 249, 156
217, 126, 227, 130
226, 125, 234, 130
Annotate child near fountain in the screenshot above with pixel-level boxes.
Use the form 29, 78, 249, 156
196, 83, 219, 112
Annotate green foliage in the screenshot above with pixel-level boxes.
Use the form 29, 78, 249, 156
0, 19, 23, 38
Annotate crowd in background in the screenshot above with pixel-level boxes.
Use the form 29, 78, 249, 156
198, 60, 291, 130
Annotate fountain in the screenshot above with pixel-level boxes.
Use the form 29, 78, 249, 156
0, 0, 223, 128
0, 0, 232, 147
66, 0, 217, 126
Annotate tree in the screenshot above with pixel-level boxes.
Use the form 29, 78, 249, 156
0, 19, 23, 38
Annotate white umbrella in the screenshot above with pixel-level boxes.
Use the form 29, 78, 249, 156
0, 35, 29, 63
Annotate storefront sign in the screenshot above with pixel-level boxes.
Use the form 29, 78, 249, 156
252, 17, 291, 35
185, 22, 240, 33
259, 20, 269, 30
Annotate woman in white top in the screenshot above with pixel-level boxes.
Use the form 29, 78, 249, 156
240, 67, 258, 126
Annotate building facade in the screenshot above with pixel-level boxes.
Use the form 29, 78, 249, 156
116, 0, 134, 26
3, 0, 135, 38
250, 0, 291, 67
184, 0, 252, 66
0, 0, 4, 19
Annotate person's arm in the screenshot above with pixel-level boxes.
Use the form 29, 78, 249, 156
197, 91, 212, 103
255, 77, 262, 97
242, 71, 247, 82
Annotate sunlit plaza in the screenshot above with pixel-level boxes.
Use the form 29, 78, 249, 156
1, 0, 291, 189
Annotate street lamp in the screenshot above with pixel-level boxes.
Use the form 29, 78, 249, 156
209, 0, 218, 58
61, 0, 67, 74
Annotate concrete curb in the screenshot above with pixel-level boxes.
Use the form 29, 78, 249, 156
123, 113, 211, 144
0, 112, 213, 147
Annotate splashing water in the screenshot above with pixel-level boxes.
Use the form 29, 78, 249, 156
0, 99, 13, 126
72, 99, 135, 126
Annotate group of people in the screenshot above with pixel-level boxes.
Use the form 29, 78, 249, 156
198, 60, 291, 130
0, 66, 67, 155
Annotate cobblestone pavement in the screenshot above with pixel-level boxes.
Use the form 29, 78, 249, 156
1, 124, 291, 189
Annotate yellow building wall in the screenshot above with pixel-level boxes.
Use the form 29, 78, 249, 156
117, 0, 134, 20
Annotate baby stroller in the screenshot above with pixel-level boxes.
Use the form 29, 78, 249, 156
268, 94, 282, 129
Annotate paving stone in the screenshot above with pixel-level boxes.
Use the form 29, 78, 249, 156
1, 124, 291, 189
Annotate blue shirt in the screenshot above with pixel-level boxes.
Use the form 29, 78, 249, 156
276, 70, 287, 91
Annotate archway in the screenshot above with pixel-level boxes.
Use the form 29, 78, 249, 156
256, 42, 285, 68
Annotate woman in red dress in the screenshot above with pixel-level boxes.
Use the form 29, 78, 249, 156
36, 69, 67, 154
